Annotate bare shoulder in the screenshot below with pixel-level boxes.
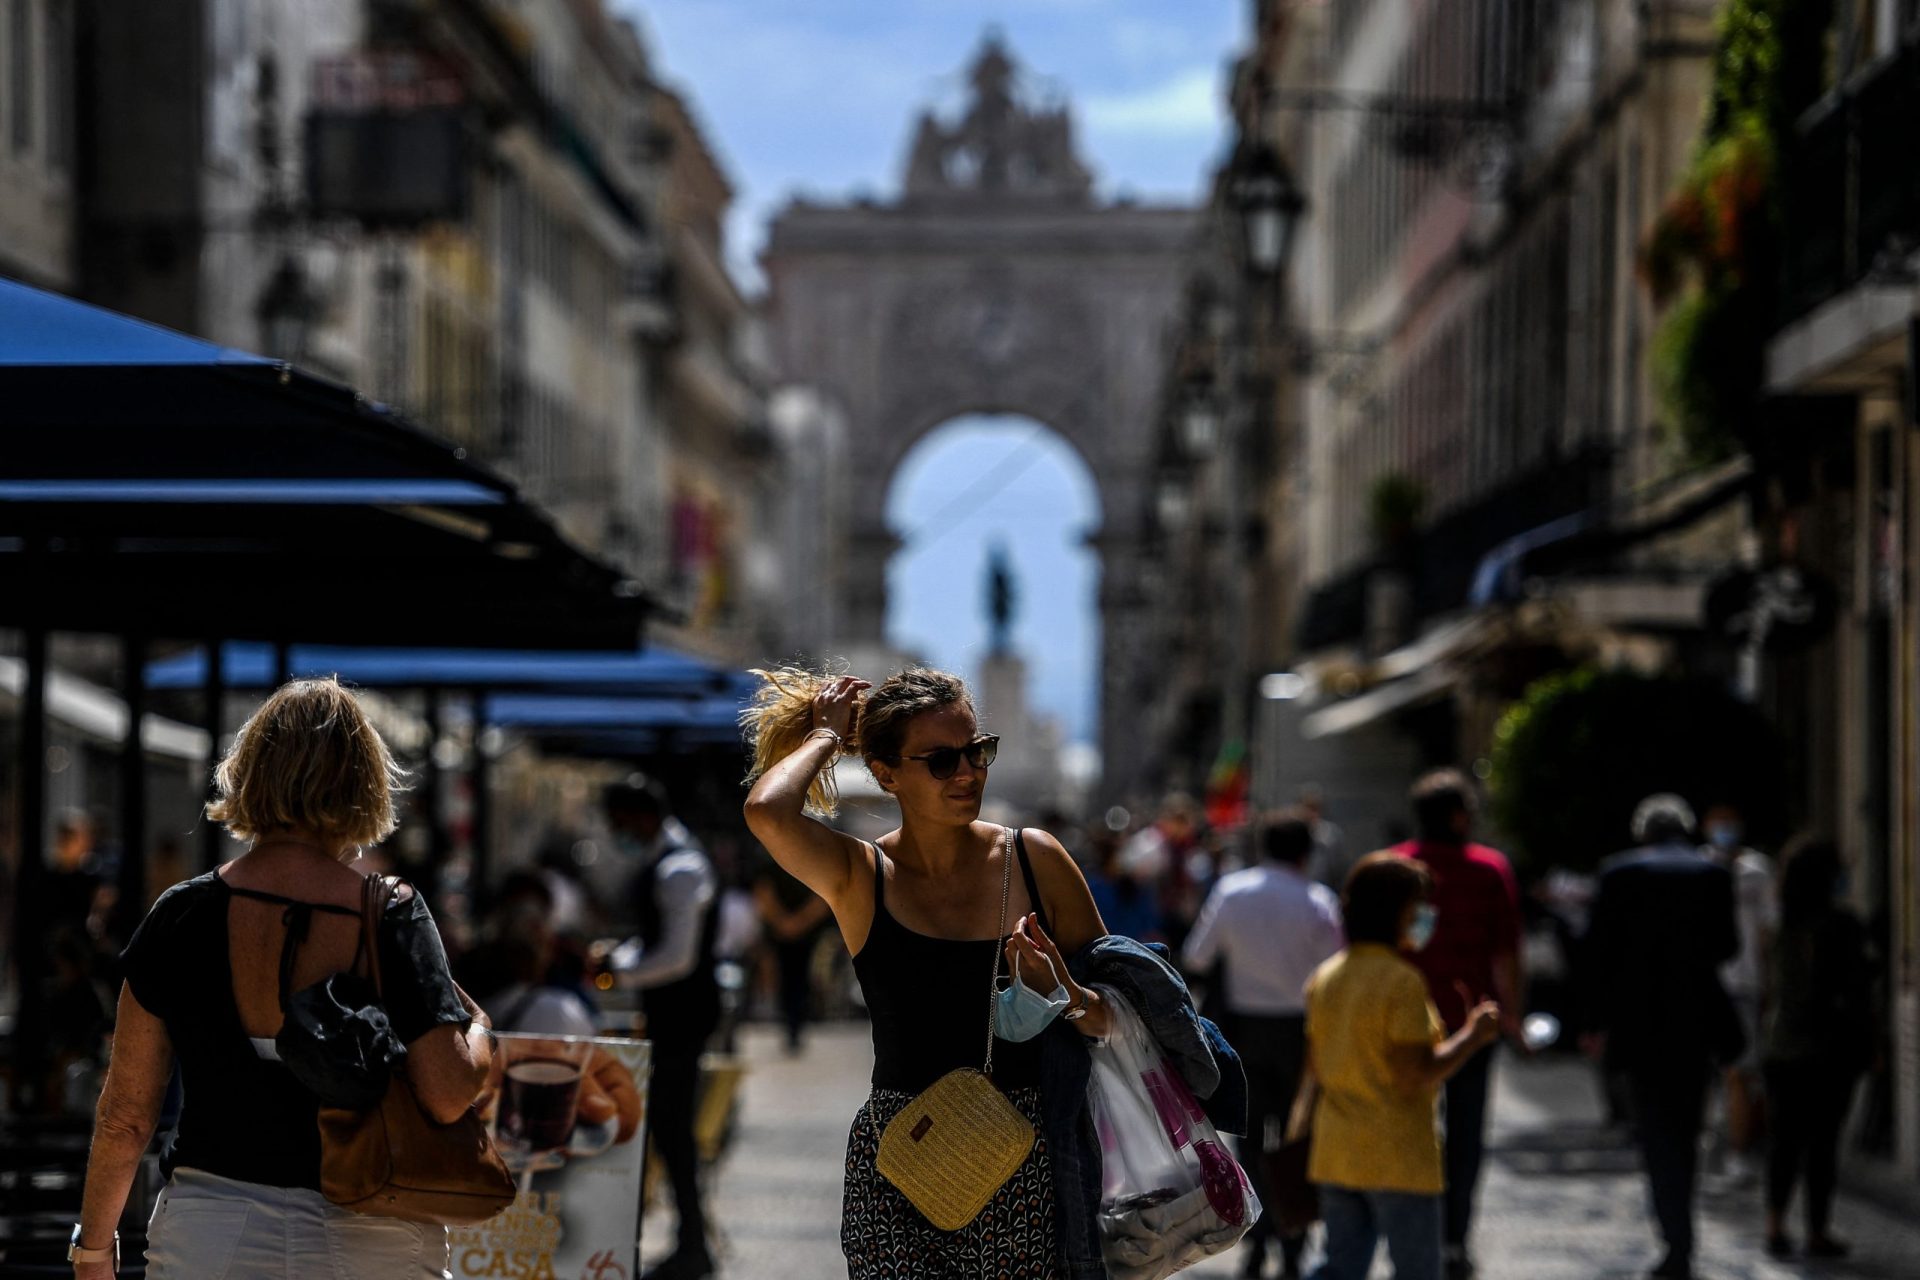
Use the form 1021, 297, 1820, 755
1018, 827, 1085, 885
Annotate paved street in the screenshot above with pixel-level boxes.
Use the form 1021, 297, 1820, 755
646, 1023, 1920, 1280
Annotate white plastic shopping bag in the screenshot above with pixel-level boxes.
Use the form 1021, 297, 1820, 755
1087, 986, 1258, 1280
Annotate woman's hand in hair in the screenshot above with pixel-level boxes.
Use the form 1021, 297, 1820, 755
811, 676, 869, 741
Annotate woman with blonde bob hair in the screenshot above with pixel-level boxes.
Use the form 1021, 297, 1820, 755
74, 677, 492, 1279
743, 665, 1111, 1278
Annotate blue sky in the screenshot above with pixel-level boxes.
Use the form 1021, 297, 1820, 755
622, 0, 1243, 742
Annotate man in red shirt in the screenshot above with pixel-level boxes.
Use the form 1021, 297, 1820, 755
1391, 769, 1524, 1280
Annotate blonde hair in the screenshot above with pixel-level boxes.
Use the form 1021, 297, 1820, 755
207, 677, 408, 849
741, 664, 974, 817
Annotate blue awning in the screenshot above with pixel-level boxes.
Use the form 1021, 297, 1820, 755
0, 279, 653, 649
0, 479, 507, 505
145, 642, 745, 699
481, 693, 747, 732
0, 277, 270, 367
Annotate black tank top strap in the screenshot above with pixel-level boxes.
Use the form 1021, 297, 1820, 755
1011, 828, 1052, 934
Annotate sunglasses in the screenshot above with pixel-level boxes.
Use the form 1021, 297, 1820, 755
901, 734, 1001, 781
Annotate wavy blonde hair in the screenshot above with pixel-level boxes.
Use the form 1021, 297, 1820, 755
741, 664, 973, 817
207, 677, 409, 849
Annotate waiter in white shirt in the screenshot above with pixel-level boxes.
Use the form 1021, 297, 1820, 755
607, 779, 720, 1280
1184, 808, 1345, 1280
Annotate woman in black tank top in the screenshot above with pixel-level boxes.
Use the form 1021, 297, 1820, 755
743, 665, 1111, 1279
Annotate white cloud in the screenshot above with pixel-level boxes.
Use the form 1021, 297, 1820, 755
1080, 64, 1223, 139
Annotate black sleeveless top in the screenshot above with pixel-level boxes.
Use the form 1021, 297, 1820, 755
119, 872, 468, 1189
851, 832, 1051, 1093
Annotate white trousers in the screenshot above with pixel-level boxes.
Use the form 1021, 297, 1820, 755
144, 1167, 449, 1279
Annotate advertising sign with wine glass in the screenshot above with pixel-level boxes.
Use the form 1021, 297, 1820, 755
452, 1034, 652, 1280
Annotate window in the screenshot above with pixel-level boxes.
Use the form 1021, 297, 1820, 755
43, 0, 66, 169
11, 0, 33, 155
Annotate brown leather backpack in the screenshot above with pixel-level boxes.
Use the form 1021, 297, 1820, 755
316, 875, 515, 1225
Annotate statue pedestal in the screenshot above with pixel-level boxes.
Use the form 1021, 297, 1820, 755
977, 649, 1063, 817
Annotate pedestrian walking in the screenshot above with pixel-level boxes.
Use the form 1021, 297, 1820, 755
75, 678, 493, 1279
1580, 794, 1741, 1280
753, 856, 832, 1054
1700, 801, 1776, 1183
743, 667, 1116, 1279
1293, 853, 1502, 1280
1761, 836, 1872, 1261
607, 778, 722, 1280
1182, 808, 1344, 1279
1388, 770, 1524, 1280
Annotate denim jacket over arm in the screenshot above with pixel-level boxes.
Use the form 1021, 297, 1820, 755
1039, 934, 1250, 1278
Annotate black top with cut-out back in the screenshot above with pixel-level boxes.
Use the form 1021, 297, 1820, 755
119, 871, 468, 1189
850, 830, 1051, 1093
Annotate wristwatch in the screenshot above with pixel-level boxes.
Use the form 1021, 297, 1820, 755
68, 1225, 118, 1268
1062, 989, 1091, 1022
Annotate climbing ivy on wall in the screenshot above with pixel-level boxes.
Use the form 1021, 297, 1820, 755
1641, 0, 1836, 463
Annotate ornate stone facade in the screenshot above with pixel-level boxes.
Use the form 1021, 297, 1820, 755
763, 36, 1197, 804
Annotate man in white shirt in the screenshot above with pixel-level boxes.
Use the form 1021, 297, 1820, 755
1184, 809, 1345, 1279
607, 779, 719, 1280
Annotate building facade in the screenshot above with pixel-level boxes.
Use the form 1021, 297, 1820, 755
0, 0, 75, 289
1761, 0, 1920, 1186
1219, 1, 1733, 823
73, 0, 734, 590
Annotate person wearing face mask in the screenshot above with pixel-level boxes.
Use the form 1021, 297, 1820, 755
1698, 801, 1776, 1184
1386, 770, 1523, 1280
1580, 794, 1740, 1280
742, 667, 1117, 1278
1289, 853, 1501, 1280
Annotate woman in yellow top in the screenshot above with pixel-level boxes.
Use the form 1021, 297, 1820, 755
1291, 853, 1500, 1280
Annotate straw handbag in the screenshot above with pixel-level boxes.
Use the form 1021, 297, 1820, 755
874, 827, 1036, 1231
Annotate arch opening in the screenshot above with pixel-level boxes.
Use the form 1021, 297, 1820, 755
883, 414, 1101, 809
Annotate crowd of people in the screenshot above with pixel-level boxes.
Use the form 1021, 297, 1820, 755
24, 666, 1885, 1280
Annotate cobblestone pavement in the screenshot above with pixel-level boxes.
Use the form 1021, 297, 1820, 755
644, 1024, 1920, 1280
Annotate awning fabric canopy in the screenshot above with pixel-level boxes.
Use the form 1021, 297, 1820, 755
0, 279, 650, 649
145, 641, 745, 700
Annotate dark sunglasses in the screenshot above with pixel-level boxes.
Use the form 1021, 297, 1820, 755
901, 734, 1000, 781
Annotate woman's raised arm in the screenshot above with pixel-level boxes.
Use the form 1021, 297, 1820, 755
742, 675, 869, 907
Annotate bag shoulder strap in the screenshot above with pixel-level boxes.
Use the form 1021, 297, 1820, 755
357, 874, 399, 1002
984, 827, 1012, 1076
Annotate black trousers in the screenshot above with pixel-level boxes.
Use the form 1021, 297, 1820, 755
1442, 1045, 1494, 1251
1765, 1059, 1856, 1237
1627, 1063, 1710, 1263
649, 1046, 709, 1259
1235, 1013, 1308, 1271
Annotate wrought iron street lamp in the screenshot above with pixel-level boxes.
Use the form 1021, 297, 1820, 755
1229, 143, 1306, 277
255, 255, 322, 364
1179, 377, 1223, 455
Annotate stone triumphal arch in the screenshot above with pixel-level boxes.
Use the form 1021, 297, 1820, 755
763, 37, 1197, 802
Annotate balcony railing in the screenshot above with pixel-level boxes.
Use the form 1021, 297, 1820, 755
1296, 444, 1612, 653
1778, 38, 1920, 327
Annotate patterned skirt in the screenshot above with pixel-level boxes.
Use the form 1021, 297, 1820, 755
842, 1086, 1058, 1280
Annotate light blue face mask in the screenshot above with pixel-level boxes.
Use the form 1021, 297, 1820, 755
995, 953, 1071, 1043
1405, 903, 1439, 952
